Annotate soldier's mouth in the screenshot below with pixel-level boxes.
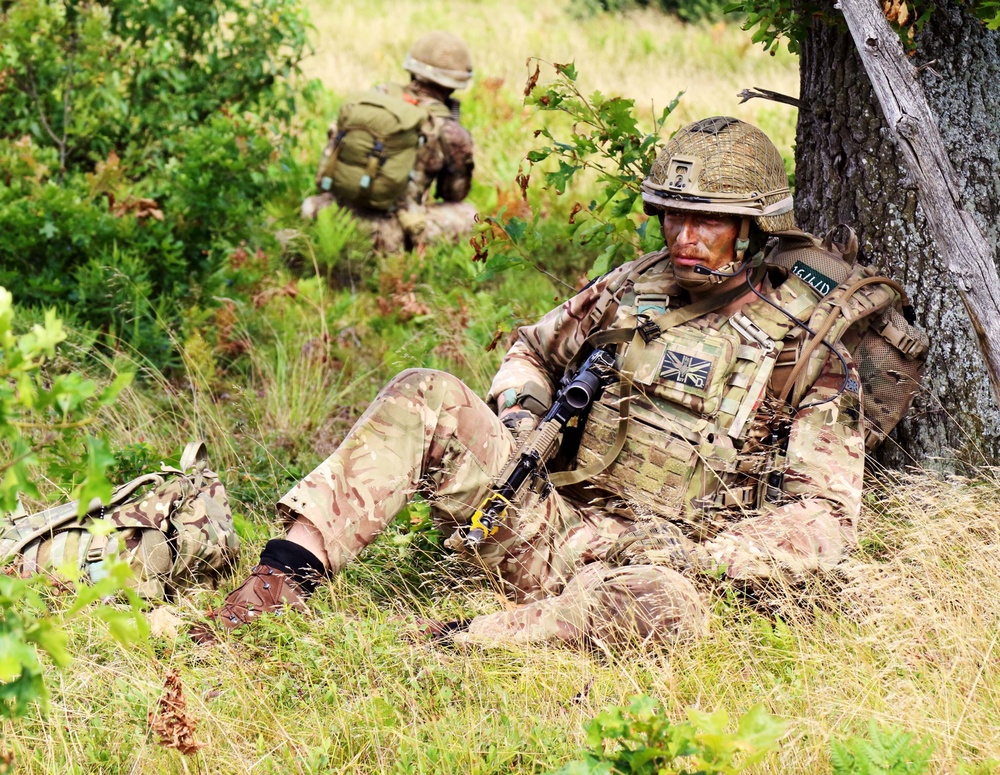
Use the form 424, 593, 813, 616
672, 254, 707, 266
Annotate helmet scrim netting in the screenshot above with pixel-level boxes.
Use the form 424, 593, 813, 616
644, 116, 794, 233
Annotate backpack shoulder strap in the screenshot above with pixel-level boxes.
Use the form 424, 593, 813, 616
0, 440, 210, 563
0, 472, 166, 562
780, 269, 908, 407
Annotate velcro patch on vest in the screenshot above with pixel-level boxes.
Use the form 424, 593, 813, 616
791, 261, 837, 297
660, 350, 714, 389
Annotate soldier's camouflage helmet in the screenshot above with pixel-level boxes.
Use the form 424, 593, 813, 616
403, 31, 473, 91
641, 116, 795, 234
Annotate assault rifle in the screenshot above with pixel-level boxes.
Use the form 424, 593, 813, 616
454, 347, 617, 549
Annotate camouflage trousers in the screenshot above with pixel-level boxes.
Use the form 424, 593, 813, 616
301, 195, 477, 254
278, 368, 708, 649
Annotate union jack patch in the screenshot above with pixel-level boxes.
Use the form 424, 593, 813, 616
660, 350, 713, 389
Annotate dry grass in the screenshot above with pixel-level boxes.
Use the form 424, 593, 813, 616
6, 469, 1000, 772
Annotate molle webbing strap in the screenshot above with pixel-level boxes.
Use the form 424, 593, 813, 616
1, 442, 206, 562
549, 266, 766, 489
1, 473, 164, 561
318, 129, 346, 190
779, 274, 907, 407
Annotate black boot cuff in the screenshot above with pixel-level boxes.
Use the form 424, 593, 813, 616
259, 539, 329, 596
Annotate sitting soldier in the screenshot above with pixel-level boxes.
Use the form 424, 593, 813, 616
301, 31, 476, 253
197, 117, 919, 649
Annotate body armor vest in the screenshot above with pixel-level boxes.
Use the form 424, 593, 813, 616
566, 232, 925, 536
574, 264, 822, 536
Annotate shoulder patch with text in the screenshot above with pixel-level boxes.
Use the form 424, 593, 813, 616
791, 261, 837, 297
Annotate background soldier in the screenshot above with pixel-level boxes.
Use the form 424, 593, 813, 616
301, 31, 476, 253
195, 117, 868, 649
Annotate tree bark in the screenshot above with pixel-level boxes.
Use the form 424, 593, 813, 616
795, 0, 1000, 469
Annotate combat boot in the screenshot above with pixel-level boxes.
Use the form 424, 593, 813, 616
190, 563, 307, 644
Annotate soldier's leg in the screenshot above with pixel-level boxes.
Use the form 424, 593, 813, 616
277, 367, 519, 573
456, 563, 708, 649
194, 368, 528, 640
399, 203, 477, 249
367, 213, 408, 254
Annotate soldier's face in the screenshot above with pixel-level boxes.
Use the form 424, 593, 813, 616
661, 212, 741, 273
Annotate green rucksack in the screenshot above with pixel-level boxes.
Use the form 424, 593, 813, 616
315, 85, 437, 212
0, 442, 240, 599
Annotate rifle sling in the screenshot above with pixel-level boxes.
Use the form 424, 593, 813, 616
548, 267, 765, 489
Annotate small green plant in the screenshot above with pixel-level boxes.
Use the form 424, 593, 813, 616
310, 201, 375, 282
475, 61, 675, 284
550, 694, 786, 774
830, 720, 935, 775
0, 287, 145, 719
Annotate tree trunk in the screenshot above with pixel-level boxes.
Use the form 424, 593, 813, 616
795, 0, 1000, 469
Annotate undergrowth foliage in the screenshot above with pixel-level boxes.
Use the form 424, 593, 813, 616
474, 61, 673, 283
829, 721, 935, 775
550, 695, 786, 774
0, 288, 144, 720
724, 0, 1000, 54
0, 0, 313, 366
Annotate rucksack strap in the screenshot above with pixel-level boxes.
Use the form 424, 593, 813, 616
778, 274, 907, 407
1, 441, 211, 562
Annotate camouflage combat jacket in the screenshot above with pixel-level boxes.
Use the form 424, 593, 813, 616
488, 248, 866, 577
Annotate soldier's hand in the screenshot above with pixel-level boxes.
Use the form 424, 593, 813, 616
499, 407, 537, 442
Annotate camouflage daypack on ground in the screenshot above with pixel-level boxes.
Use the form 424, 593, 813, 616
315, 84, 447, 211
0, 441, 239, 599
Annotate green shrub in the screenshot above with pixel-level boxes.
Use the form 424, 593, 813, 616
830, 720, 935, 775
478, 61, 671, 285
0, 287, 145, 720
0, 0, 313, 365
550, 694, 786, 774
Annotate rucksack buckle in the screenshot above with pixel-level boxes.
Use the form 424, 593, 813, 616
636, 316, 661, 344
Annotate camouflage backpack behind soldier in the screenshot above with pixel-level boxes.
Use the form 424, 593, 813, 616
302, 31, 477, 253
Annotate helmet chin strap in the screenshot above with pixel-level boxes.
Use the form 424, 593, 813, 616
674, 217, 760, 291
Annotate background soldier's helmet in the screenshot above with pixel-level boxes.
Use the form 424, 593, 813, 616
403, 31, 473, 91
641, 116, 795, 234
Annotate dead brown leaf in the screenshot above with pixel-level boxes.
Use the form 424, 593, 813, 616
524, 62, 541, 97
112, 195, 164, 223
252, 280, 299, 308
148, 669, 205, 755
882, 0, 909, 25
148, 606, 182, 640
484, 327, 506, 353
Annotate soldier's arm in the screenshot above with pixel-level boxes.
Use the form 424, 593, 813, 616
703, 346, 865, 580
487, 262, 636, 414
434, 120, 474, 202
